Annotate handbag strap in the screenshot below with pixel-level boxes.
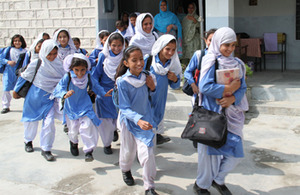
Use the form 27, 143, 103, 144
31, 59, 42, 83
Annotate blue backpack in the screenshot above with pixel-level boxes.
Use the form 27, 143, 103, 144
0, 47, 11, 74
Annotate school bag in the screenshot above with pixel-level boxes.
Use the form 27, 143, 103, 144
182, 49, 205, 96
112, 55, 153, 111
16, 59, 42, 98
60, 72, 94, 111
0, 47, 11, 74
15, 52, 27, 76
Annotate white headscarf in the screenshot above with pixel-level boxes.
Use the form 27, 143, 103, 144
96, 30, 109, 50
102, 32, 125, 81
21, 39, 65, 93
63, 53, 91, 89
129, 13, 157, 56
53, 28, 76, 61
151, 34, 182, 76
28, 38, 43, 62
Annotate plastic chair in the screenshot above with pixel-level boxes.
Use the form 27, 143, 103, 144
262, 33, 286, 72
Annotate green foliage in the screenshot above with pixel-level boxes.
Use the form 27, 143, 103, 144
245, 64, 253, 77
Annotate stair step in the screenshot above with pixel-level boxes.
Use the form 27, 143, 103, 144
249, 85, 300, 101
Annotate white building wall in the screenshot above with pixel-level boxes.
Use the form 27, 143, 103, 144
0, 0, 97, 53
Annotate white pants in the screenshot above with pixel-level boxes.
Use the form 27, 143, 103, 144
98, 118, 117, 147
119, 121, 156, 190
156, 119, 164, 134
196, 143, 241, 189
23, 102, 61, 151
2, 91, 11, 109
66, 116, 99, 153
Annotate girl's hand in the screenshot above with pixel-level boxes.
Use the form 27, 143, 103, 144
105, 88, 113, 97
167, 71, 178, 83
146, 75, 155, 91
217, 96, 235, 108
64, 90, 74, 98
229, 79, 241, 93
12, 91, 21, 99
8, 61, 16, 67
166, 24, 174, 33
191, 82, 199, 94
137, 119, 153, 130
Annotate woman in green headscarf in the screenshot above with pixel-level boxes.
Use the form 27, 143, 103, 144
182, 2, 201, 61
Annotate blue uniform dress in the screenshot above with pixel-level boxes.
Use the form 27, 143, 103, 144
2, 47, 26, 91
14, 77, 55, 122
22, 51, 31, 68
52, 71, 105, 126
145, 55, 181, 128
92, 51, 118, 119
89, 48, 102, 70
117, 70, 156, 147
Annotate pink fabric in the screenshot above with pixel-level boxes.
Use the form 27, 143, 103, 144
240, 38, 262, 58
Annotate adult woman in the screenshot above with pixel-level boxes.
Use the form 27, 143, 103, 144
154, 0, 182, 57
182, 2, 201, 61
129, 13, 158, 57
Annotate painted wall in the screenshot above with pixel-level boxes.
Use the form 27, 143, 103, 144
205, 0, 235, 30
234, 0, 299, 70
96, 0, 119, 33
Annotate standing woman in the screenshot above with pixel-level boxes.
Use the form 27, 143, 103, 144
1, 34, 27, 114
129, 13, 158, 57
154, 0, 182, 57
13, 39, 65, 161
182, 2, 201, 62
193, 27, 248, 195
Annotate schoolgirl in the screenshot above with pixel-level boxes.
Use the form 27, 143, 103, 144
53, 53, 108, 162
184, 28, 216, 98
13, 39, 65, 161
194, 27, 248, 195
145, 34, 182, 145
92, 32, 125, 155
89, 30, 110, 69
1, 34, 27, 114
72, 37, 88, 56
126, 12, 138, 39
53, 28, 76, 61
129, 13, 158, 57
22, 38, 44, 68
115, 45, 158, 195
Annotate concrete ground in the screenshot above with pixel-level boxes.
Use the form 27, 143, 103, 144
0, 72, 300, 195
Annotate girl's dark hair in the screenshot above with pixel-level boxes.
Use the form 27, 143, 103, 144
69, 57, 88, 70
168, 39, 176, 45
42, 33, 50, 39
115, 45, 142, 80
129, 13, 137, 18
57, 30, 69, 39
142, 14, 152, 23
37, 39, 45, 45
115, 20, 125, 28
11, 34, 27, 48
99, 31, 110, 39
108, 33, 124, 45
72, 37, 80, 43
204, 28, 217, 39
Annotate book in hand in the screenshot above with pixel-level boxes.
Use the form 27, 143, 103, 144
216, 68, 240, 85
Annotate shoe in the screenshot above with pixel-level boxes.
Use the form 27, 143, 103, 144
25, 141, 34, 152
63, 124, 68, 134
41, 150, 55, 161
193, 140, 198, 149
122, 170, 135, 186
156, 134, 171, 145
212, 181, 232, 195
145, 188, 159, 195
1, 108, 10, 114
113, 130, 119, 142
104, 145, 113, 155
193, 182, 210, 195
70, 141, 79, 156
85, 151, 94, 162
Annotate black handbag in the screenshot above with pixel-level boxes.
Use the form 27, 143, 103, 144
181, 104, 228, 149
17, 59, 42, 98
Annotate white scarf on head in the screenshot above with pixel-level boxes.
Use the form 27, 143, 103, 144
96, 30, 109, 50
151, 34, 182, 76
10, 47, 26, 62
63, 53, 91, 89
29, 38, 42, 62
53, 28, 76, 61
102, 32, 125, 81
129, 13, 157, 56
21, 39, 65, 93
